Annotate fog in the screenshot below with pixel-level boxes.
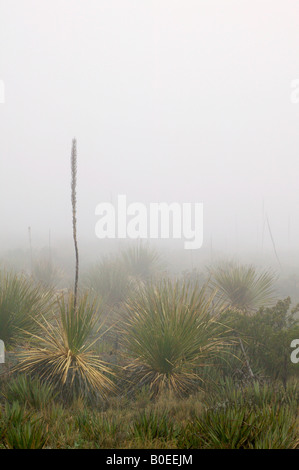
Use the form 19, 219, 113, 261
1, 0, 299, 272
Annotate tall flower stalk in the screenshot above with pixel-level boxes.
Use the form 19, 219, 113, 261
71, 138, 79, 310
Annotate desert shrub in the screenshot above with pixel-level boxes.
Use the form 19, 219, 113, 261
218, 298, 299, 386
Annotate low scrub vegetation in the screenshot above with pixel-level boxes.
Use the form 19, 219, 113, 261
0, 256, 298, 449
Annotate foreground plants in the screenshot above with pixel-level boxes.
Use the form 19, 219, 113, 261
3, 374, 57, 409
182, 379, 299, 449
1, 381, 297, 449
183, 403, 298, 449
0, 270, 53, 348
0, 257, 298, 449
14, 293, 115, 401
0, 402, 48, 449
120, 280, 230, 396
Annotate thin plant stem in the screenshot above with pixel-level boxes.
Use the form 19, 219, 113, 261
71, 138, 79, 311
28, 226, 33, 276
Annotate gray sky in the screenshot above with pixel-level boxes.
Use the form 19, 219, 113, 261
1, 0, 299, 260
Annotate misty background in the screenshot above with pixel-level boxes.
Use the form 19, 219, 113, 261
1, 0, 299, 278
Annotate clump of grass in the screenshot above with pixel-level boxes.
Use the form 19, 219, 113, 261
130, 409, 177, 442
0, 402, 48, 449
183, 404, 298, 449
75, 409, 120, 448
176, 378, 299, 449
204, 377, 299, 412
5, 417, 48, 449
3, 374, 56, 409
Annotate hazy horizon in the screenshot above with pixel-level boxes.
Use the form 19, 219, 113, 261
1, 0, 299, 268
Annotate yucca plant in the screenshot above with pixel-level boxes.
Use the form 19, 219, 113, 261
14, 293, 115, 401
120, 280, 229, 396
0, 270, 53, 349
32, 258, 63, 289
211, 262, 276, 314
121, 244, 163, 282
83, 256, 131, 306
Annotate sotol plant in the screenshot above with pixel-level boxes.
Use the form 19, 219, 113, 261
14, 293, 115, 401
0, 270, 53, 349
121, 243, 163, 283
83, 255, 131, 307
120, 280, 229, 396
211, 262, 276, 314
